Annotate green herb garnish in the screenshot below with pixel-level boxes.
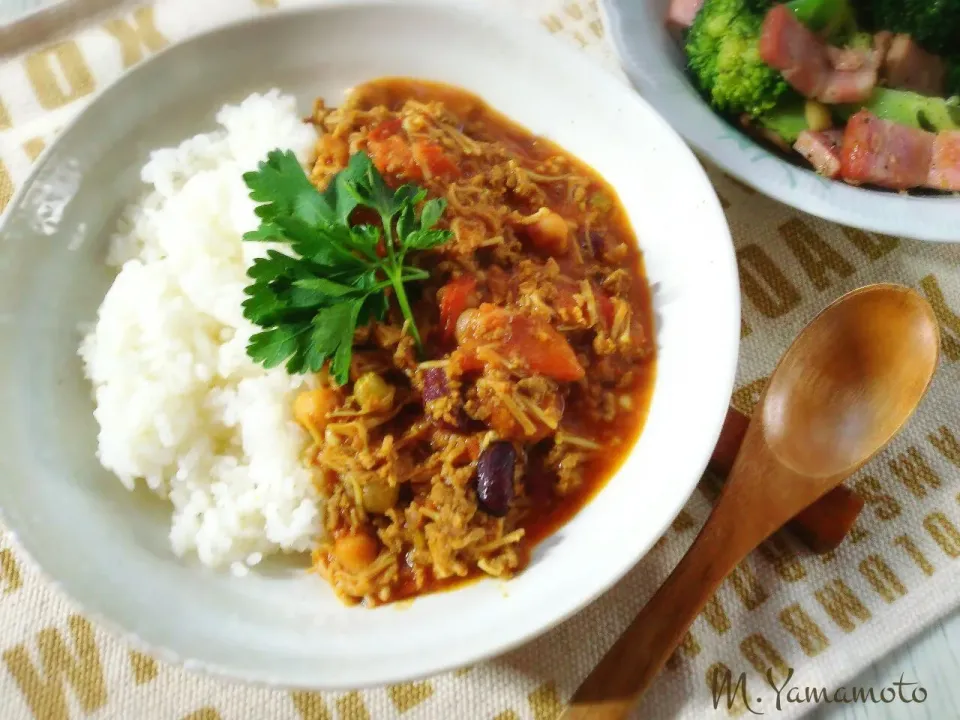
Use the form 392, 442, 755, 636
240, 149, 452, 384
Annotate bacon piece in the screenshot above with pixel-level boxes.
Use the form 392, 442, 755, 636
927, 131, 960, 192
759, 5, 877, 104
840, 110, 935, 190
818, 66, 881, 104
759, 5, 831, 99
666, 0, 704, 30
873, 31, 893, 61
882, 34, 946, 97
826, 46, 871, 72
819, 45, 883, 103
794, 130, 843, 179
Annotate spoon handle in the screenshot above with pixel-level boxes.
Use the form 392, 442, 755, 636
559, 502, 752, 720
560, 407, 804, 720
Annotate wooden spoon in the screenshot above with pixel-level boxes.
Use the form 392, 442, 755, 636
562, 283, 940, 720
709, 406, 864, 553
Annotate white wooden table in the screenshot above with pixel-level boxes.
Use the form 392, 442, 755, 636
1, 0, 41, 20
1, 1, 958, 718
812, 618, 960, 720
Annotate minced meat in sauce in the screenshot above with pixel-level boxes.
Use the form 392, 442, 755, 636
294, 78, 656, 607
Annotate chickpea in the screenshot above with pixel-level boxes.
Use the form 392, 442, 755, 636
354, 372, 395, 413
454, 304, 507, 345
293, 388, 339, 436
454, 308, 481, 345
526, 208, 569, 256
333, 531, 379, 573
361, 481, 401, 514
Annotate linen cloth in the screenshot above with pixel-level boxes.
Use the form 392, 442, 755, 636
1, 1, 959, 718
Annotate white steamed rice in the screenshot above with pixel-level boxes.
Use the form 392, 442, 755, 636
79, 90, 324, 574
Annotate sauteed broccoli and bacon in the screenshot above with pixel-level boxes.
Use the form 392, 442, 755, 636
668, 0, 960, 192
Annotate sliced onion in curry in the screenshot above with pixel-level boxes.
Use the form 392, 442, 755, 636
295, 78, 656, 607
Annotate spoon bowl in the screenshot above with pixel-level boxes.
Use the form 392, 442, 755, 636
764, 284, 940, 478
563, 283, 940, 720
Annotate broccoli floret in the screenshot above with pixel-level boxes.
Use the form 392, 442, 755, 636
757, 95, 812, 143
760, 88, 960, 144
686, 0, 858, 119
872, 0, 960, 57
839, 88, 960, 132
686, 0, 787, 117
846, 31, 874, 50
791, 0, 858, 42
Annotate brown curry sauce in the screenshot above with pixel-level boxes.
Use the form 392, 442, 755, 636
307, 78, 656, 605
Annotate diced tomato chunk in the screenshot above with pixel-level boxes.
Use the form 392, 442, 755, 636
366, 122, 457, 182
367, 134, 423, 181
412, 141, 460, 180
507, 319, 584, 381
455, 304, 584, 382
455, 347, 486, 374
595, 287, 615, 328
369, 117, 403, 141
438, 275, 478, 342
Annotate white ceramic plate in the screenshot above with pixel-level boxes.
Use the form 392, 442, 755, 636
600, 0, 960, 243
0, 0, 739, 689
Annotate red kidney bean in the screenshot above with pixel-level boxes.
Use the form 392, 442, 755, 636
579, 229, 606, 259
421, 367, 449, 403
422, 367, 477, 432
475, 441, 516, 517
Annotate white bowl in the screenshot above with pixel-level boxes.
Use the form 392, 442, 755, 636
601, 0, 960, 243
0, 0, 738, 689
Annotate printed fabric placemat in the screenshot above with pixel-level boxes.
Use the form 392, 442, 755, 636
1, 1, 960, 719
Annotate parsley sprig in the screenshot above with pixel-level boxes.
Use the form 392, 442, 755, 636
240, 149, 452, 384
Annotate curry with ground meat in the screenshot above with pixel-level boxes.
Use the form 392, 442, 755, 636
293, 78, 656, 607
